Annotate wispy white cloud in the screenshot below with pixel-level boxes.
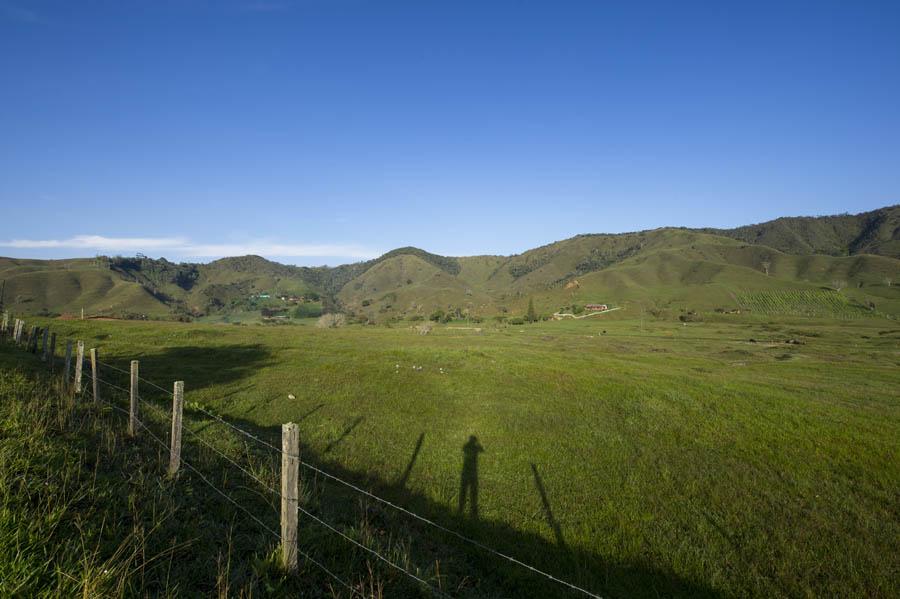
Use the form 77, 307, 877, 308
3, 235, 188, 250
0, 235, 380, 260
180, 242, 378, 259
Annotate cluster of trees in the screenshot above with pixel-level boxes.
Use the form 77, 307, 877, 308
493, 299, 545, 325
526, 298, 538, 322
558, 303, 585, 315
293, 303, 323, 319
429, 309, 454, 323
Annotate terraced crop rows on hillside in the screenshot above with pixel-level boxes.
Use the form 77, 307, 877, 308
736, 289, 872, 319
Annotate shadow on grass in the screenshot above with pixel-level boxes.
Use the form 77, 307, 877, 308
75, 343, 724, 597
96, 344, 275, 394
324, 416, 364, 453
458, 435, 483, 520
531, 463, 566, 551
396, 432, 425, 490
198, 415, 724, 598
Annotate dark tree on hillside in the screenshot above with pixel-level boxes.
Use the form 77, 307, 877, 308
526, 298, 537, 323
321, 294, 338, 314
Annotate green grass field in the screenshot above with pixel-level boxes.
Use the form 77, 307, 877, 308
3, 312, 899, 597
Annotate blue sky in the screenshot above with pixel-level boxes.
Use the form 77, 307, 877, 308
1, 0, 898, 265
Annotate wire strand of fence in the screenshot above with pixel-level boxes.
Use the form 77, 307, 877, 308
90, 376, 279, 502
95, 376, 446, 596
296, 461, 602, 598
297, 503, 450, 598
191, 403, 284, 454
105, 361, 284, 454
96, 367, 511, 515
97, 362, 603, 598
96, 359, 132, 378
90, 374, 132, 397
118, 383, 565, 597
143, 425, 359, 597
91, 386, 360, 598
95, 359, 284, 454
180, 424, 281, 499
98, 359, 173, 398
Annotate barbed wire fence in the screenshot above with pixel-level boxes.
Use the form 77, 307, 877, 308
0, 313, 603, 599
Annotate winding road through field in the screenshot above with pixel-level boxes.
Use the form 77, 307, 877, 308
552, 307, 622, 319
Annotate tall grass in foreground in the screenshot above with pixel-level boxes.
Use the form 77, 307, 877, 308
0, 365, 391, 597
0, 351, 512, 598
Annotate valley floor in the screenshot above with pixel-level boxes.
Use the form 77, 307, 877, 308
1, 313, 898, 597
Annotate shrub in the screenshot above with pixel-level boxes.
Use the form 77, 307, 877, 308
429, 309, 445, 322
293, 303, 323, 319
679, 310, 700, 323
526, 298, 537, 323
409, 314, 425, 322
508, 317, 525, 325
316, 313, 346, 328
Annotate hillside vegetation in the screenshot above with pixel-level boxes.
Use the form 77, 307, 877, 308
2, 206, 898, 322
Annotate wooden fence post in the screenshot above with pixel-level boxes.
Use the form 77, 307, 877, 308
129, 360, 139, 436
29, 326, 38, 352
1, 311, 7, 334
48, 333, 56, 371
74, 341, 84, 395
90, 348, 99, 403
168, 381, 184, 477
12, 319, 19, 343
41, 328, 50, 361
281, 422, 299, 572
64, 340, 73, 383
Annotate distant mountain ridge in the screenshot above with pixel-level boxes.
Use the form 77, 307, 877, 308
703, 204, 900, 258
1, 205, 898, 321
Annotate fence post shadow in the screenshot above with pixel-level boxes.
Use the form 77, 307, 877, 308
531, 462, 567, 550
324, 416, 364, 453
396, 432, 425, 490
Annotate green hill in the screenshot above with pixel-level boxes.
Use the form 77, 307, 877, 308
704, 204, 900, 257
2, 206, 898, 322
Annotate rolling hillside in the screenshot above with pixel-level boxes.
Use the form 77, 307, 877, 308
706, 204, 900, 257
2, 206, 898, 322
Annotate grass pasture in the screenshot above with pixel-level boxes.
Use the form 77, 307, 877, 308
3, 313, 899, 597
